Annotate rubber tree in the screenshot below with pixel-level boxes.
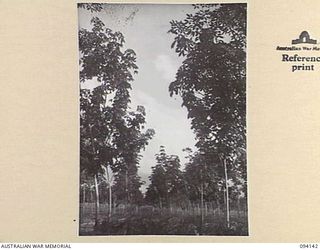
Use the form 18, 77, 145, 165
79, 16, 154, 224
168, 4, 247, 228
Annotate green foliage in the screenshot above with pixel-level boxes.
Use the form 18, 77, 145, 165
79, 16, 154, 203
78, 3, 103, 13
78, 5, 248, 234
145, 146, 186, 207
169, 4, 247, 210
169, 4, 246, 154
184, 150, 223, 203
79, 17, 138, 87
168, 4, 247, 201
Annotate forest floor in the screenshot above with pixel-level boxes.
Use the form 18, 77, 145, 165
79, 203, 248, 236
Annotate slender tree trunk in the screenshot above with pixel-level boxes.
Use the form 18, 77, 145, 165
94, 174, 100, 225
125, 170, 129, 204
109, 184, 112, 218
223, 158, 230, 228
82, 186, 86, 203
200, 182, 204, 225
89, 126, 100, 225
205, 202, 208, 216
105, 166, 112, 219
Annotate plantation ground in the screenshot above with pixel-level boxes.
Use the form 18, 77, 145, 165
79, 203, 248, 236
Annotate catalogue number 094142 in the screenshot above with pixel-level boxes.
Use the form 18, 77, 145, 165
300, 244, 319, 249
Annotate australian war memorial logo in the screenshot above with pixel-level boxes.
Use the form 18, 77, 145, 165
276, 31, 320, 72
292, 31, 317, 44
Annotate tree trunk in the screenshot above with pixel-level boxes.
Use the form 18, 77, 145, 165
223, 158, 230, 228
125, 170, 129, 204
82, 186, 86, 203
200, 182, 204, 225
89, 126, 100, 224
109, 183, 112, 218
94, 174, 100, 225
205, 202, 208, 216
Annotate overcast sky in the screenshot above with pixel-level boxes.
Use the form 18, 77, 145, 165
78, 4, 197, 191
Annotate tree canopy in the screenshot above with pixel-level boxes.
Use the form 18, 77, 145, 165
145, 146, 185, 207
79, 16, 155, 206
79, 3, 248, 235
168, 4, 247, 220
169, 4, 246, 159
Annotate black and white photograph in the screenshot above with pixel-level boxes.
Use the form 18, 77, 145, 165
78, 3, 247, 236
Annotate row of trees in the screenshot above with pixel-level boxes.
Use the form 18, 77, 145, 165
79, 5, 155, 224
79, 3, 247, 229
145, 145, 247, 223
80, 144, 246, 214
166, 4, 247, 227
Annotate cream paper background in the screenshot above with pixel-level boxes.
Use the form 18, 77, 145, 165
0, 0, 320, 243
